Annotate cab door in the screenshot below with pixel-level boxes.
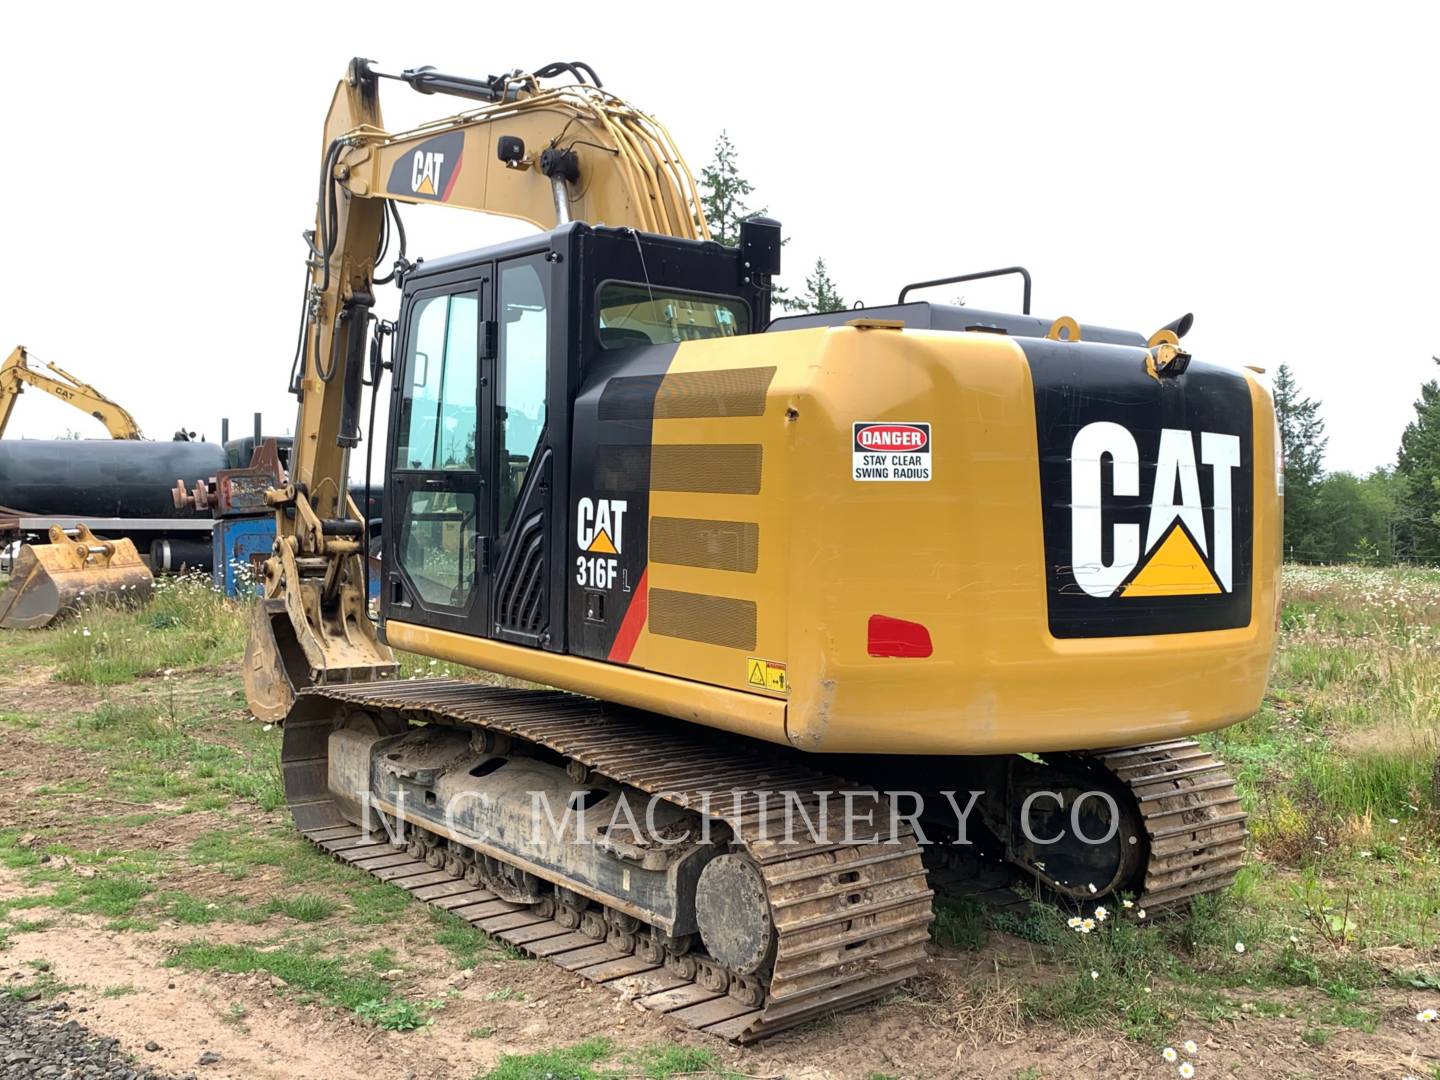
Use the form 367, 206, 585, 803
486, 253, 556, 647
384, 274, 491, 635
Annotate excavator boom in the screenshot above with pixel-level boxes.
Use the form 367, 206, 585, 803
0, 346, 144, 440
247, 58, 711, 719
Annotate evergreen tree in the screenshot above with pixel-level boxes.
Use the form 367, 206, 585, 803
799, 257, 847, 313
698, 131, 790, 309
1272, 363, 1328, 560
699, 131, 760, 246
1396, 358, 1440, 562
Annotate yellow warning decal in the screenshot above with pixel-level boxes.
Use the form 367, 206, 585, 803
746, 657, 788, 694
1121, 523, 1222, 597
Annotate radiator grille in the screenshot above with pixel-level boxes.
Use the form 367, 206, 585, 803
655, 367, 776, 418
648, 589, 757, 650
598, 367, 776, 421
651, 444, 762, 494
597, 375, 664, 421
650, 517, 759, 573
594, 445, 650, 493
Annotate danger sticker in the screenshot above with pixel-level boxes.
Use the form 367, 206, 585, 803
746, 657, 788, 694
853, 422, 932, 482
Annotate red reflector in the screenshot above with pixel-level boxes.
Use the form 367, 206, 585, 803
867, 614, 933, 658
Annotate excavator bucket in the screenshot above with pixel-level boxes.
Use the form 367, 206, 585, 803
243, 596, 310, 723
0, 524, 153, 630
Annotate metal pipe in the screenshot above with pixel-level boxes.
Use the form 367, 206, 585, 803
550, 175, 573, 225
898, 266, 1033, 313
253, 412, 262, 444
221, 417, 230, 444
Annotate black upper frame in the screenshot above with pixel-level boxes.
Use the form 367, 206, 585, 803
379, 222, 770, 656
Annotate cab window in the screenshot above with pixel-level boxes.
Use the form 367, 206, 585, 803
596, 283, 748, 349
395, 292, 479, 471
497, 259, 549, 529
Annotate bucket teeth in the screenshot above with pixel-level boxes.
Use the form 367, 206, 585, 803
0, 525, 153, 629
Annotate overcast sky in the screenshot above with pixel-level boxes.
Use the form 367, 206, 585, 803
3, 4, 1435, 477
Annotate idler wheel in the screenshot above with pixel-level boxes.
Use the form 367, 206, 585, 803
694, 854, 774, 975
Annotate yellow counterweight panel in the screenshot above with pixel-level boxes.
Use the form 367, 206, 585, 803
776, 327, 1279, 756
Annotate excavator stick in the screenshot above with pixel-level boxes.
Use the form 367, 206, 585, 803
0, 524, 153, 630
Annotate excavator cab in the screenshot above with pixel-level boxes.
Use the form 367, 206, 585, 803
378, 220, 774, 656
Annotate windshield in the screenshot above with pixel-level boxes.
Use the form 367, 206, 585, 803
597, 283, 749, 349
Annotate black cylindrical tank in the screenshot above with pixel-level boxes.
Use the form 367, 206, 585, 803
0, 440, 227, 518
149, 538, 214, 573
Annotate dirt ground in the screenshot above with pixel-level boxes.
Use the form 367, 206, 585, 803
4, 909, 1436, 1080
2, 659, 1438, 1079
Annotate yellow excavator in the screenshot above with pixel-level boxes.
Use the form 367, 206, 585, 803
0, 346, 152, 628
247, 59, 1281, 1041
0, 346, 144, 440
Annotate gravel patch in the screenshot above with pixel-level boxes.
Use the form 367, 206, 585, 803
0, 996, 188, 1079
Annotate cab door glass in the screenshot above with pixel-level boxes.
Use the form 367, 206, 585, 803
497, 260, 549, 530
394, 291, 480, 610
396, 293, 479, 470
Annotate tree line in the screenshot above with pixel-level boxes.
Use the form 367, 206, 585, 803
1277, 361, 1440, 564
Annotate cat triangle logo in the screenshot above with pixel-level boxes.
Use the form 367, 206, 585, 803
586, 529, 617, 555
1119, 521, 1222, 598
415, 174, 436, 195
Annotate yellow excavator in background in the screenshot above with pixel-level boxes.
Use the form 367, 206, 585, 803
0, 346, 153, 628
0, 345, 144, 440
247, 59, 1281, 1042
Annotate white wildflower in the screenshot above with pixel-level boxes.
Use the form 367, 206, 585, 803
1182, 1039, 1198, 1055
1122, 898, 1134, 909
1088, 883, 1097, 894
1094, 906, 1109, 922
1418, 1008, 1438, 1023
1162, 1047, 1178, 1063
1179, 1063, 1195, 1079
82, 627, 92, 637
1234, 942, 1245, 954
1137, 908, 1147, 920
1081, 918, 1095, 933
1090, 969, 1099, 981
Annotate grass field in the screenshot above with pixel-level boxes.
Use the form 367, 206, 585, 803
2, 565, 1439, 1077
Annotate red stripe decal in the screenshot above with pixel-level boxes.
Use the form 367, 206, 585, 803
608, 567, 649, 664
440, 149, 464, 202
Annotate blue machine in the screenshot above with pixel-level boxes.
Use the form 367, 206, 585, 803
212, 516, 275, 598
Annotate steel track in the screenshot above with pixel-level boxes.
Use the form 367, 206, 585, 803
1089, 740, 1248, 910
282, 679, 935, 1042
